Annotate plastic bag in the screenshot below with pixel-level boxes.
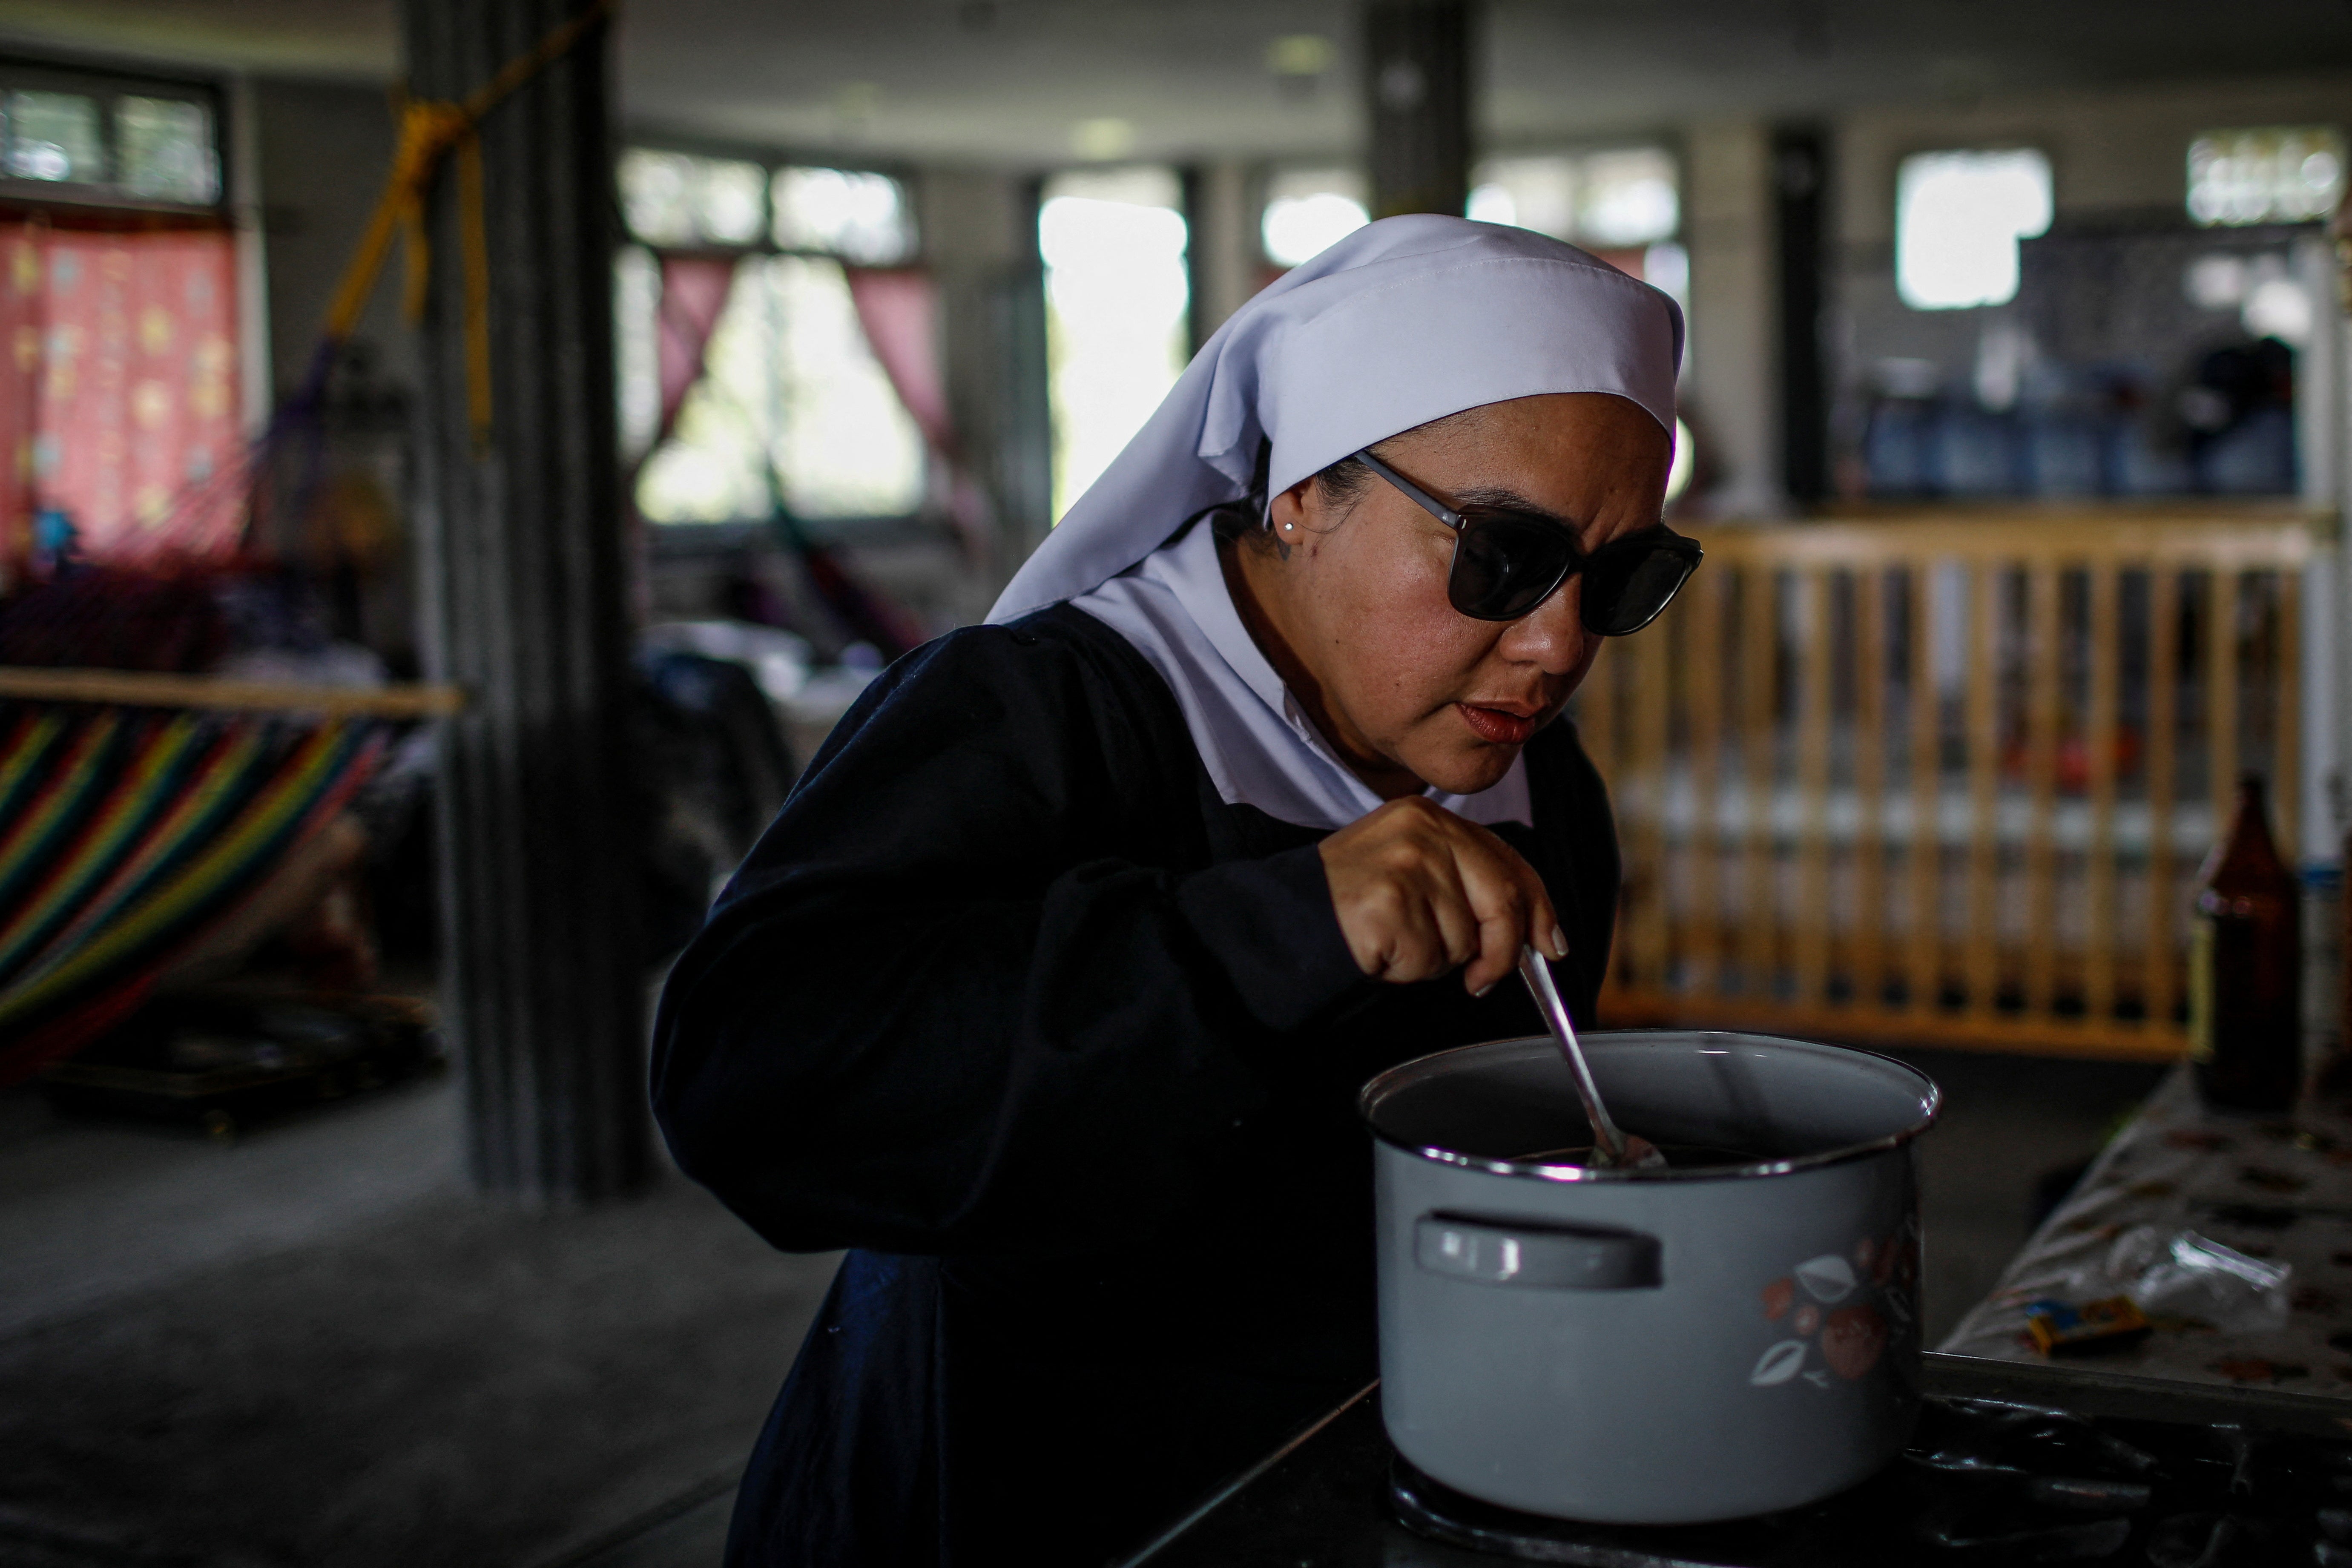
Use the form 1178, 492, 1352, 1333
2104, 1226, 2291, 1333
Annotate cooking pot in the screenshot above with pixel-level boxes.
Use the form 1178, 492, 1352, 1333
1362, 1030, 1940, 1524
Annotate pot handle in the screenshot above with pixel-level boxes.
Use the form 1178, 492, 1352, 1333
1414, 1212, 1662, 1290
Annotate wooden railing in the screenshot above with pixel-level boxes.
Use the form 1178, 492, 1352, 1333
1579, 507, 2326, 1059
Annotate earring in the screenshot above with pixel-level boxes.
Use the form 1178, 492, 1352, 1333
1283, 522, 1295, 531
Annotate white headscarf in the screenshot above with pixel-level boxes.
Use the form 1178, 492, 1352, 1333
988, 215, 1683, 831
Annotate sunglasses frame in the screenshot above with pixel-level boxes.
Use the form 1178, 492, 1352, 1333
1350, 448, 1702, 633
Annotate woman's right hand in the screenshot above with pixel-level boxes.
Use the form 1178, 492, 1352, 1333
1318, 797, 1566, 996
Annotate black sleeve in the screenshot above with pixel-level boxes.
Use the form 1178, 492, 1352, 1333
649, 623, 1369, 1259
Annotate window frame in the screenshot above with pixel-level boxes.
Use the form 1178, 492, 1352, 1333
618, 135, 921, 267
616, 138, 928, 542
0, 54, 227, 219
1463, 140, 1686, 253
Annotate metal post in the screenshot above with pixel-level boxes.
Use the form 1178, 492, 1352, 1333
1364, 0, 1472, 221
1772, 126, 1830, 508
404, 0, 649, 1202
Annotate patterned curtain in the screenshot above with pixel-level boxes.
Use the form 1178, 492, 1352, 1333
0, 221, 243, 573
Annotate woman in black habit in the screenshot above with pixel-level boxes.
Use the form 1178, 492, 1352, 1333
652, 215, 1694, 1566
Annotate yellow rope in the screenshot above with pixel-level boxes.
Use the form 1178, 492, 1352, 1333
318, 0, 615, 448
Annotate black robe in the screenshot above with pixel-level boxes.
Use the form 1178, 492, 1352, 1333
650, 602, 1620, 1567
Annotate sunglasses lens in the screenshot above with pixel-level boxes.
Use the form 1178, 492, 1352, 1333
1583, 537, 1698, 635
1448, 511, 1575, 621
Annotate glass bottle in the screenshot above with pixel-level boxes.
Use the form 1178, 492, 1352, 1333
2188, 774, 2302, 1112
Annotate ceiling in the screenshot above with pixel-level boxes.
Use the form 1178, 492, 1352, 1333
0, 0, 2348, 167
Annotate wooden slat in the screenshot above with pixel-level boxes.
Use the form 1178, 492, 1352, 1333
1693, 511, 2320, 571
1684, 568, 1726, 994
2022, 564, 2062, 1015
1741, 565, 1777, 994
0, 666, 466, 717
1631, 619, 1672, 989
1596, 992, 2188, 1063
2084, 564, 2120, 1023
2208, 569, 2240, 817
2145, 568, 2181, 1033
1795, 569, 1833, 1004
1853, 566, 1888, 1010
1579, 635, 1619, 786
1907, 565, 1941, 1017
1964, 564, 2002, 1019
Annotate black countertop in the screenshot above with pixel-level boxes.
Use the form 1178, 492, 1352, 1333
1119, 1353, 2352, 1568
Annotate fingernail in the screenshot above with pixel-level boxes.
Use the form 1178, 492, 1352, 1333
1473, 979, 1496, 998
1548, 926, 1568, 959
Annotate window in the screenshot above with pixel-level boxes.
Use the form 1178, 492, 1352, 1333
1895, 149, 2052, 310
0, 69, 220, 208
2188, 127, 2345, 227
1467, 147, 1679, 249
1261, 167, 1368, 267
615, 148, 925, 527
1040, 167, 1188, 522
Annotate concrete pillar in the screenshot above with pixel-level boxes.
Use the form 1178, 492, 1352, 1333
405, 0, 650, 1202
1185, 161, 1260, 349
1683, 121, 1783, 518
1364, 0, 1470, 221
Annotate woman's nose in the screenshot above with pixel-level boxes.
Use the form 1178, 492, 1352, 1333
1499, 578, 1593, 673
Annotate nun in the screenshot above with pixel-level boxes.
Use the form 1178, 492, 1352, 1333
652, 215, 1699, 1567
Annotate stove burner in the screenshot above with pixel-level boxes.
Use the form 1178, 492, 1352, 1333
1387, 1396, 2352, 1565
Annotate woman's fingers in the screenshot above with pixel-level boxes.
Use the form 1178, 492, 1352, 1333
1453, 824, 1564, 994
1319, 798, 1564, 990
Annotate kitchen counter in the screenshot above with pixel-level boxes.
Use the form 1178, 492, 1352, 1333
1120, 1353, 2352, 1567
1944, 1065, 2352, 1398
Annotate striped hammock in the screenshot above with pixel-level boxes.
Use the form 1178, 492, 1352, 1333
0, 703, 385, 1085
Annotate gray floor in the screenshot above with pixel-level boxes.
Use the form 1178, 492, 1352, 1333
0, 1045, 2165, 1567
0, 1075, 836, 1568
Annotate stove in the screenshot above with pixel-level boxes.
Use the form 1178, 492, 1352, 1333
1387, 1394, 2352, 1567
1123, 1358, 2352, 1568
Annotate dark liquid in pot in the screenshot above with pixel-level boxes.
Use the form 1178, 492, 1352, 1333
1512, 1143, 1768, 1170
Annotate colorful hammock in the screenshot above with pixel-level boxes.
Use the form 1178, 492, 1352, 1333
0, 703, 385, 1085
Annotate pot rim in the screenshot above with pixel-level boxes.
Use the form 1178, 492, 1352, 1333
1359, 1028, 1942, 1184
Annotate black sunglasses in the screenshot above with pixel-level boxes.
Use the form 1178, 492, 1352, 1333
1352, 449, 1703, 633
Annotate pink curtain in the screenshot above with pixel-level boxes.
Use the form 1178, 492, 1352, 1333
33, 228, 242, 563
653, 255, 738, 445
844, 265, 991, 560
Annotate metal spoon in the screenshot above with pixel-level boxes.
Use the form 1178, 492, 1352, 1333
1519, 946, 1666, 1170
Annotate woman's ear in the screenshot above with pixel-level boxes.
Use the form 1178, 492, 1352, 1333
1266, 477, 1318, 540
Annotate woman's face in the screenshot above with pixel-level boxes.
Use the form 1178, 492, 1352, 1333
1232, 391, 1674, 800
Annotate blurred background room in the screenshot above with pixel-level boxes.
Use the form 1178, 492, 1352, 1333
0, 0, 2345, 1562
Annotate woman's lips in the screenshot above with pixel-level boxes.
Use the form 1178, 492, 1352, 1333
1456, 703, 1540, 745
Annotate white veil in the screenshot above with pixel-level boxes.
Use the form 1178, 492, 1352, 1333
988, 215, 1683, 831
987, 215, 1683, 624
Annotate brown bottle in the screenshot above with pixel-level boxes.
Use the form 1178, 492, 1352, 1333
2188, 774, 2302, 1112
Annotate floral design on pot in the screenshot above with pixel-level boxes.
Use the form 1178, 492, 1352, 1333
1795, 1254, 1857, 1304
1751, 1222, 1915, 1391
1821, 1305, 1888, 1379
1750, 1339, 1808, 1386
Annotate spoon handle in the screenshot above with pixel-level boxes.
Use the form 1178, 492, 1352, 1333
1518, 946, 1634, 1167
